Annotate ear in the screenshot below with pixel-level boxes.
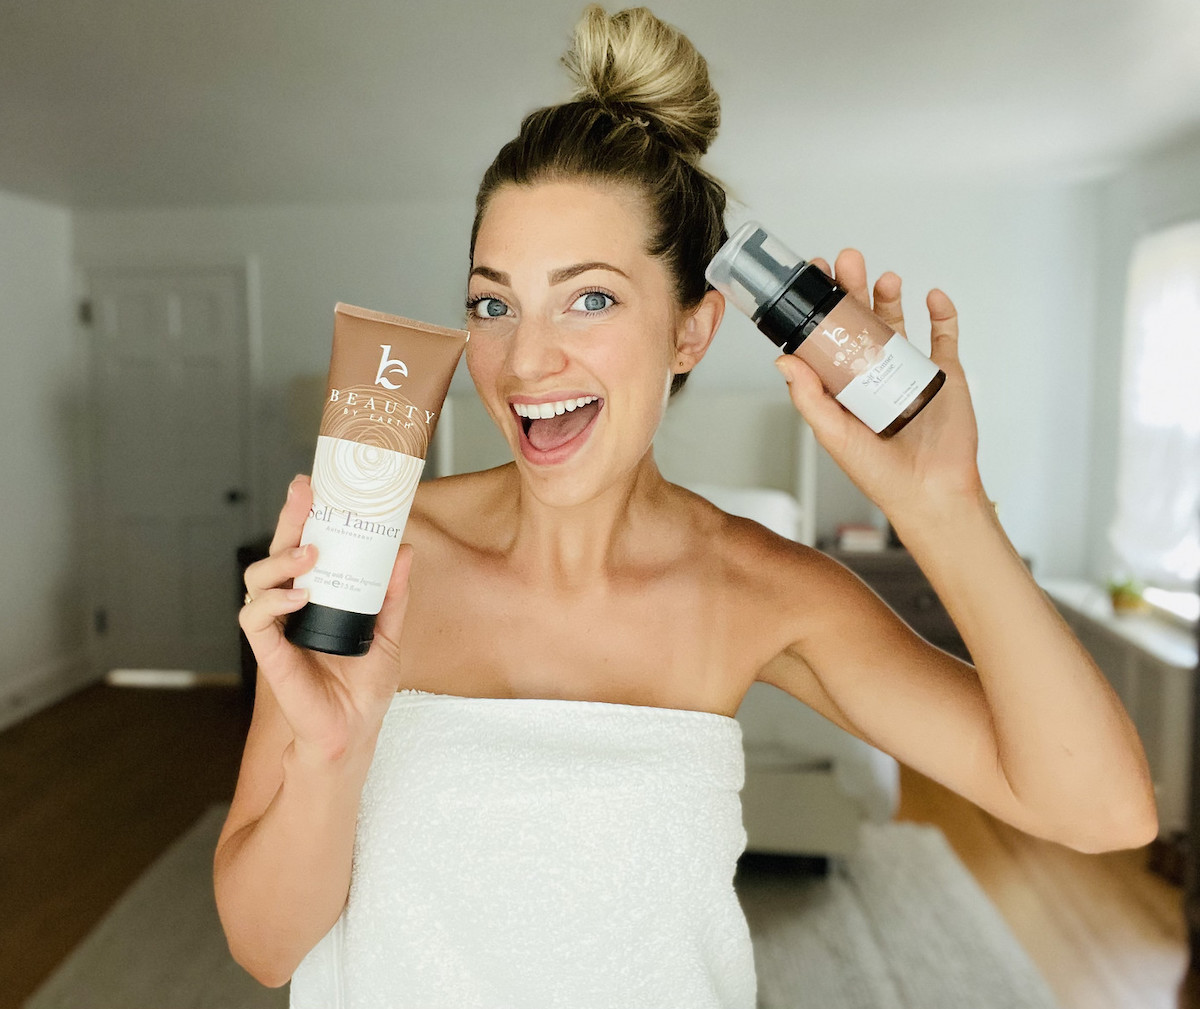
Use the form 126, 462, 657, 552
673, 289, 725, 373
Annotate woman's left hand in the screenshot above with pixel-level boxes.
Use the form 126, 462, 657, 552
775, 248, 988, 521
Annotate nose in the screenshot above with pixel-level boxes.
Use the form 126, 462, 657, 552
506, 314, 569, 383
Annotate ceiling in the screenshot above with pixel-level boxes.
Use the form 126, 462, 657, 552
3, 0, 1199, 210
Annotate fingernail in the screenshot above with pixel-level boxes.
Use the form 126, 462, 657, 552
291, 546, 307, 559
286, 588, 308, 600
774, 359, 793, 384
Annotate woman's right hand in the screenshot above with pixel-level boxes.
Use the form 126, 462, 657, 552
238, 474, 414, 765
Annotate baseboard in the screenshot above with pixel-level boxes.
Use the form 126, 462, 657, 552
0, 650, 99, 734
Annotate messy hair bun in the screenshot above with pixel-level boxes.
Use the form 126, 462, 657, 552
561, 4, 720, 162
471, 5, 729, 399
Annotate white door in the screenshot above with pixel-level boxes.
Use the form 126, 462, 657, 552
87, 267, 252, 673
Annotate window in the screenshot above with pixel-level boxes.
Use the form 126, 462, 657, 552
1106, 220, 1200, 622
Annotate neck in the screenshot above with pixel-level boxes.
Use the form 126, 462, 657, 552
500, 449, 670, 589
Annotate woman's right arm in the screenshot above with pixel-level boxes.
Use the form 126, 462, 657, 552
213, 475, 414, 987
213, 670, 378, 987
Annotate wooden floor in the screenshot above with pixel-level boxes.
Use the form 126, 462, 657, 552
0, 682, 249, 1009
0, 681, 1194, 1009
897, 762, 1192, 1009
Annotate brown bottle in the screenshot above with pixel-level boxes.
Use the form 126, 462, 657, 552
706, 222, 945, 437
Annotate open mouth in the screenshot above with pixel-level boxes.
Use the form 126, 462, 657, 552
512, 397, 604, 455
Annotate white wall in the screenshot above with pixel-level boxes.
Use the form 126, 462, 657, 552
0, 189, 90, 728
74, 175, 1102, 578
695, 175, 1102, 570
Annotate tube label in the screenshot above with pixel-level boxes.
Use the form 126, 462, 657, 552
294, 435, 424, 613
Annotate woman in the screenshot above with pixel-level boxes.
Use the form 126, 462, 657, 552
215, 6, 1157, 1007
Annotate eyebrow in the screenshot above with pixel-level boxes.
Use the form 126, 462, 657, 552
469, 265, 508, 284
468, 262, 630, 286
549, 261, 630, 285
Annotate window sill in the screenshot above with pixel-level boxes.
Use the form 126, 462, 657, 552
1037, 577, 1197, 670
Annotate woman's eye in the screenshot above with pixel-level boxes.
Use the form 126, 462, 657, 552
470, 297, 509, 319
571, 291, 615, 313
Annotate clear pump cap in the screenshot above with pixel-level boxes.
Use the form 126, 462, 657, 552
705, 221, 806, 322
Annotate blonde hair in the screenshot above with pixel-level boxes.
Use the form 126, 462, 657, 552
562, 4, 720, 162
470, 5, 728, 398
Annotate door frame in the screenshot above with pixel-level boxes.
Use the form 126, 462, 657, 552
78, 255, 264, 675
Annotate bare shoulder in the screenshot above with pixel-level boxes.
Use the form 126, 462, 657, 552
691, 495, 917, 732
665, 485, 840, 644
685, 489, 832, 591
405, 465, 513, 551
697, 495, 890, 618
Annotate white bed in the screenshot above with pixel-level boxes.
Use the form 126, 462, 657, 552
429, 387, 900, 860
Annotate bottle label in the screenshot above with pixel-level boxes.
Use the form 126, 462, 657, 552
833, 333, 941, 433
793, 296, 940, 433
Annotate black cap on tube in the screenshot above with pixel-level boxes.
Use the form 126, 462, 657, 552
284, 603, 376, 657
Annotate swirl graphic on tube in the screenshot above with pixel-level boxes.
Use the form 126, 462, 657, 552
320, 384, 431, 457
312, 438, 423, 519
313, 384, 430, 519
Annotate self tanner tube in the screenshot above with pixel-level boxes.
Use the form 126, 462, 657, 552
285, 303, 468, 656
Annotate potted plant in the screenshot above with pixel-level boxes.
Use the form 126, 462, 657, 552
1106, 576, 1151, 614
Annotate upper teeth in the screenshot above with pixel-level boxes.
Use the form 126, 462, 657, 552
512, 396, 599, 419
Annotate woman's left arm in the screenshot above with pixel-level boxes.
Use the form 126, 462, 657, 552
773, 249, 1158, 853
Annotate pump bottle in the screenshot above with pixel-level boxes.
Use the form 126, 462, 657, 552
706, 222, 945, 437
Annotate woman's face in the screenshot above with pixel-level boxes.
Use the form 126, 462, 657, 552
466, 179, 692, 504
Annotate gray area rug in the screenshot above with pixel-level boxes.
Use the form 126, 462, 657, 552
25, 805, 1059, 1009
736, 823, 1060, 1008
24, 805, 284, 1009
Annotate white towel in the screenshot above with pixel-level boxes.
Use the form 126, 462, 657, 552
289, 689, 757, 1009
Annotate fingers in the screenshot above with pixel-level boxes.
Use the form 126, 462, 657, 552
245, 542, 317, 600
872, 272, 906, 339
812, 247, 911, 342
926, 288, 959, 366
238, 584, 310, 665
774, 354, 854, 455
269, 475, 313, 556
832, 249, 869, 305
246, 473, 316, 605
813, 252, 901, 337
240, 474, 317, 662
